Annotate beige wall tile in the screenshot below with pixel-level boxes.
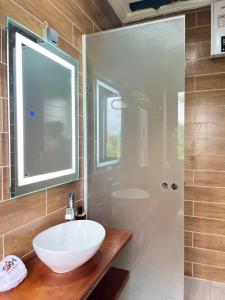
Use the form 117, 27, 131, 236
185, 231, 193, 247
0, 168, 2, 202
196, 73, 225, 91
2, 98, 8, 132
0, 99, 3, 133
194, 202, 225, 220
1, 29, 6, 64
186, 26, 210, 44
185, 170, 194, 186
185, 186, 225, 203
185, 123, 206, 139
185, 201, 193, 216
185, 108, 195, 124
185, 77, 195, 92
185, 155, 225, 171
194, 232, 225, 252
4, 208, 65, 257
73, 25, 83, 51
0, 0, 44, 35
186, 57, 225, 76
194, 171, 225, 187
185, 139, 199, 154
0, 191, 46, 235
185, 216, 225, 235
185, 261, 193, 277
194, 263, 225, 283
0, 63, 7, 98
2, 166, 9, 200
47, 180, 83, 214
58, 36, 82, 65
70, 0, 112, 30
185, 12, 197, 29
0, 133, 8, 166
197, 10, 210, 27
186, 44, 196, 61
185, 90, 225, 107
94, 0, 121, 28
196, 41, 210, 59
185, 246, 225, 268
49, 0, 93, 33
13, 0, 73, 43
0, 236, 3, 260
189, 138, 225, 156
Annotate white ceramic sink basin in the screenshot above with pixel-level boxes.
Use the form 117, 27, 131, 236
33, 220, 105, 273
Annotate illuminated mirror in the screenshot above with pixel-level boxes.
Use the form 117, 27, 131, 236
8, 19, 79, 197
96, 80, 121, 167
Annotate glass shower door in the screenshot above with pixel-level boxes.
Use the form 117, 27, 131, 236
85, 16, 185, 300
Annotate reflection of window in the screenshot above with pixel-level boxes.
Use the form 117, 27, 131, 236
178, 92, 184, 160
96, 80, 121, 167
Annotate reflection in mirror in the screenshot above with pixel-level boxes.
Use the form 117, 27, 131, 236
8, 19, 79, 197
95, 80, 121, 167
178, 92, 184, 160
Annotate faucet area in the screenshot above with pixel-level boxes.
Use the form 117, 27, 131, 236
1, 0, 225, 299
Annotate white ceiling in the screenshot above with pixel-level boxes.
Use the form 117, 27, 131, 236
108, 0, 214, 23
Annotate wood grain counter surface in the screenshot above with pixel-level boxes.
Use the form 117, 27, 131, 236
0, 228, 132, 300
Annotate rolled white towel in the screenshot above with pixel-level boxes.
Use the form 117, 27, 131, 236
0, 255, 27, 292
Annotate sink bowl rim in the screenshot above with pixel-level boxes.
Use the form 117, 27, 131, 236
33, 220, 106, 255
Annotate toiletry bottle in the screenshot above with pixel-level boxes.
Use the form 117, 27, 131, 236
76, 206, 86, 220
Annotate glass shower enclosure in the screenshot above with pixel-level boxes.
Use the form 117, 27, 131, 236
85, 16, 185, 300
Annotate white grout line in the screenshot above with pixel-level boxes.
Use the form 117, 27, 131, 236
48, 0, 87, 34
185, 214, 225, 222
185, 245, 225, 254
191, 231, 225, 239
193, 262, 225, 270
185, 169, 225, 173
21, 249, 35, 260
185, 184, 225, 188
185, 88, 225, 93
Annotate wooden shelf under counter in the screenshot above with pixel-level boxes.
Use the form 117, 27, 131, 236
0, 228, 132, 300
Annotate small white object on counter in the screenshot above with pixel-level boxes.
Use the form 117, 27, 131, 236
0, 255, 27, 292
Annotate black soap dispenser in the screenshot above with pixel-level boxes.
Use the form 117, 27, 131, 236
76, 206, 87, 220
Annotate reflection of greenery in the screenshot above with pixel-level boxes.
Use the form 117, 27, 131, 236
107, 134, 119, 158
178, 124, 184, 160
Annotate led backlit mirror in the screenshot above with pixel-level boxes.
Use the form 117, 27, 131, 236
8, 19, 79, 197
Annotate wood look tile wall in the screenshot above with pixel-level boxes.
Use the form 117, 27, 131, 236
0, 0, 121, 261
184, 7, 225, 283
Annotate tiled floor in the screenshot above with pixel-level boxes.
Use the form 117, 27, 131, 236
185, 277, 225, 300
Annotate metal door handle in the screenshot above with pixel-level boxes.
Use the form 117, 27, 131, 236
171, 183, 178, 190
161, 182, 168, 189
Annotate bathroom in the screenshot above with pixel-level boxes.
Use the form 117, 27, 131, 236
0, 0, 224, 299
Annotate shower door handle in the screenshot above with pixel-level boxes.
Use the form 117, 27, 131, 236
161, 182, 168, 189
171, 183, 178, 190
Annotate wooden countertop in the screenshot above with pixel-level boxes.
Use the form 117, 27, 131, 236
0, 228, 132, 300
